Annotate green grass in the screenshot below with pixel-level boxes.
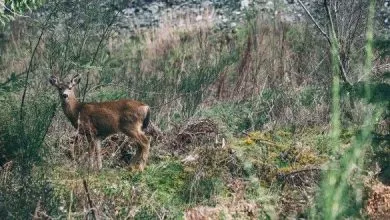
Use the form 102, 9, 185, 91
0, 1, 389, 218
312, 1, 387, 219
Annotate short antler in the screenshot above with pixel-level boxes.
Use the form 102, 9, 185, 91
70, 74, 81, 87
49, 75, 59, 87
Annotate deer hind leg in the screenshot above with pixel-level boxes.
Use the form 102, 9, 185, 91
137, 132, 150, 169
123, 129, 150, 171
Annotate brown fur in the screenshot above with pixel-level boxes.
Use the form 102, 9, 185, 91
50, 74, 151, 171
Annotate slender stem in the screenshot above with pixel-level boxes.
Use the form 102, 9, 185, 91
19, 7, 58, 121
0, 1, 30, 18
19, 27, 45, 121
82, 11, 120, 102
297, 0, 351, 85
324, 0, 350, 85
297, 0, 331, 45
83, 179, 97, 220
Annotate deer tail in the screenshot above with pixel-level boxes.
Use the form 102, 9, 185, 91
142, 106, 151, 130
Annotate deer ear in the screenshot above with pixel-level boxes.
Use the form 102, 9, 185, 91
49, 75, 59, 87
71, 74, 81, 86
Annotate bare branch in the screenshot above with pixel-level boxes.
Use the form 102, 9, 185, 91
83, 179, 97, 220
324, 0, 337, 40
324, 0, 351, 85
82, 10, 120, 102
298, 0, 351, 85
297, 0, 331, 45
0, 1, 30, 18
19, 7, 58, 121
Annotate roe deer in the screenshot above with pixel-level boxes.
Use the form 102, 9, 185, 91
49, 74, 151, 171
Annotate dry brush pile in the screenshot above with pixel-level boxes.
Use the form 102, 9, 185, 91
0, 0, 389, 218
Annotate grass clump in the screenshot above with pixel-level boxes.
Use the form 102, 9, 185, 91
232, 129, 331, 187
0, 0, 388, 218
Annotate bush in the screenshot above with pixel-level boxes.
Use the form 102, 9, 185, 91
0, 90, 57, 218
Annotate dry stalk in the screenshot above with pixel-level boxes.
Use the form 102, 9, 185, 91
83, 179, 97, 220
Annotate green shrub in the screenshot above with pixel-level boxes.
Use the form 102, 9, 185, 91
0, 91, 58, 218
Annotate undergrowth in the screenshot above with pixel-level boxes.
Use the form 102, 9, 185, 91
0, 0, 388, 218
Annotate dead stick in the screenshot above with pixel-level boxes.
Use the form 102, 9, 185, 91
32, 199, 41, 219
297, 0, 331, 44
83, 179, 97, 220
297, 0, 351, 85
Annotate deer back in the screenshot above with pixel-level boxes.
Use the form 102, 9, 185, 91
78, 99, 148, 138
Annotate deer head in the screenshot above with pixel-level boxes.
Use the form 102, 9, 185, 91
49, 74, 81, 102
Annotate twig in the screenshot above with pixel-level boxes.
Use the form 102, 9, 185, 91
82, 179, 97, 220
36, 211, 53, 220
281, 167, 322, 177
296, 0, 331, 44
297, 0, 351, 85
324, 0, 337, 42
0, 1, 30, 18
32, 199, 41, 219
82, 11, 120, 102
19, 6, 58, 121
308, 56, 326, 76
324, 0, 350, 85
19, 28, 45, 121
110, 136, 129, 159
39, 103, 57, 147
0, 71, 25, 86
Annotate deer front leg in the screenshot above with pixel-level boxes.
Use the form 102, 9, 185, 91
95, 139, 102, 170
86, 136, 95, 170
86, 135, 102, 171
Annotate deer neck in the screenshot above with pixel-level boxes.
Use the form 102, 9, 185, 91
62, 95, 81, 128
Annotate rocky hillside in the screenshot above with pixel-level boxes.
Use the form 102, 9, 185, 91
119, 0, 390, 35
119, 0, 310, 31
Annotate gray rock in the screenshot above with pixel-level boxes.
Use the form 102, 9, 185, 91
266, 1, 274, 8
201, 1, 213, 8
123, 8, 135, 15
241, 0, 250, 10
149, 4, 159, 14
118, 0, 389, 37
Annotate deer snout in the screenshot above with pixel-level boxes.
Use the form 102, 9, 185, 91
61, 93, 68, 99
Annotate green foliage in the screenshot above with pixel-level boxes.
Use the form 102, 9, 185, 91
0, 171, 60, 219
131, 42, 239, 121
0, 72, 25, 94
299, 87, 319, 107
233, 129, 329, 186
0, 91, 58, 218
48, 160, 228, 218
94, 87, 127, 101
346, 82, 390, 104
244, 177, 278, 218
129, 161, 188, 218
0, 0, 45, 25
0, 92, 56, 167
372, 142, 390, 183
196, 99, 270, 134
373, 38, 390, 57
0, 0, 387, 218
312, 1, 386, 219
